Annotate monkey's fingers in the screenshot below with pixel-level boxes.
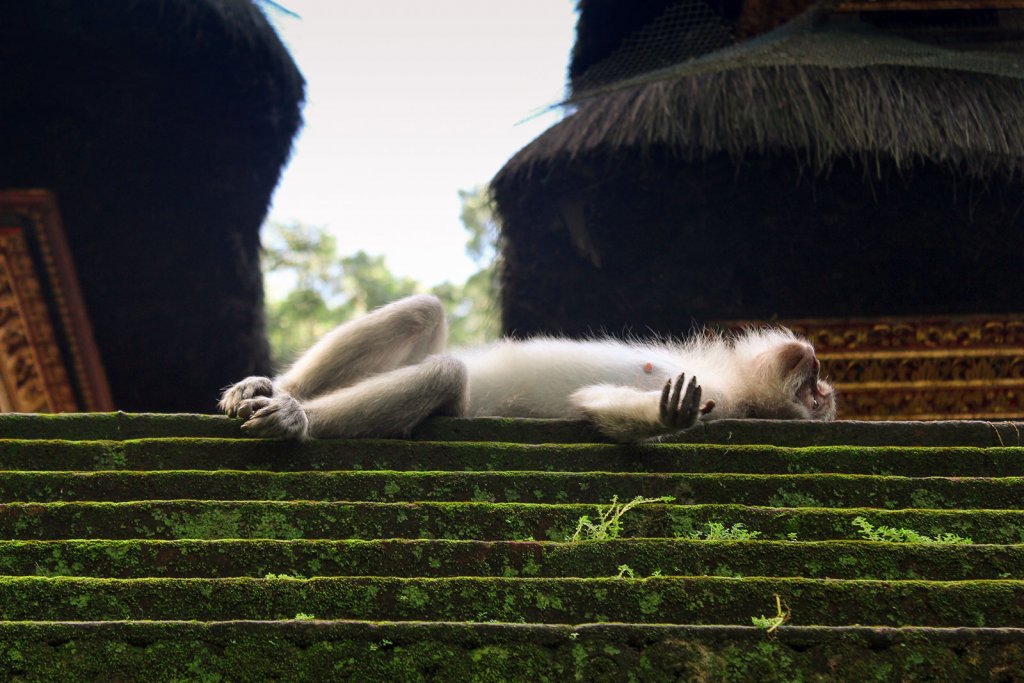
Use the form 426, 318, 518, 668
670, 373, 686, 414
659, 379, 673, 423
678, 376, 701, 427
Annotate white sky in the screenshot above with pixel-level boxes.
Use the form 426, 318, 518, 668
265, 1, 578, 287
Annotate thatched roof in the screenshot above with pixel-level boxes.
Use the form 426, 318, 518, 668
0, 0, 304, 411
497, 4, 1024, 182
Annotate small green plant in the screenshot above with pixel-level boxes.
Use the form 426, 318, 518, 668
751, 594, 790, 635
265, 572, 304, 580
687, 521, 761, 541
569, 495, 674, 542
852, 517, 973, 544
616, 564, 635, 579
294, 613, 316, 620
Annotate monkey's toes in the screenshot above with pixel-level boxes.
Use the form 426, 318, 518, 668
241, 394, 310, 440
218, 376, 275, 416
236, 397, 271, 420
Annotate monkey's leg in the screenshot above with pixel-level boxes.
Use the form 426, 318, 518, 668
278, 294, 450, 400
571, 374, 714, 443
219, 295, 449, 416
239, 355, 468, 439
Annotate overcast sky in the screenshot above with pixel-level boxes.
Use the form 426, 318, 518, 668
265, 2, 578, 287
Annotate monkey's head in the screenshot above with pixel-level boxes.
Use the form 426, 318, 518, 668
733, 330, 837, 421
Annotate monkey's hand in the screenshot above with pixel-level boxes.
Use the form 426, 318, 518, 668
219, 376, 275, 417
571, 376, 716, 443
659, 374, 715, 431
237, 393, 310, 440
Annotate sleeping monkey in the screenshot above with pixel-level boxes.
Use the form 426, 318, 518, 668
220, 295, 837, 442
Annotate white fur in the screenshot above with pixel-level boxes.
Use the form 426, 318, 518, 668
219, 295, 836, 442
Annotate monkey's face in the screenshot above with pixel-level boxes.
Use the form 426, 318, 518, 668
794, 361, 836, 420
745, 338, 837, 421
776, 341, 837, 421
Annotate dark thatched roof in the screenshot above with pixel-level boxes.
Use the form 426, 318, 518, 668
497, 5, 1024, 182
1, 0, 304, 411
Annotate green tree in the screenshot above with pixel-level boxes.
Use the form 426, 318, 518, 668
438, 186, 501, 345
262, 185, 501, 366
262, 222, 346, 365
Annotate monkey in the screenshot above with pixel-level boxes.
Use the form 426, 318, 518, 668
219, 294, 837, 442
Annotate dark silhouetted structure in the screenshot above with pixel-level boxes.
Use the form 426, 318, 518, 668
0, 0, 305, 411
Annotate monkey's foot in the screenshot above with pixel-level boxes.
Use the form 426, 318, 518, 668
659, 374, 713, 431
218, 376, 275, 417
238, 394, 310, 440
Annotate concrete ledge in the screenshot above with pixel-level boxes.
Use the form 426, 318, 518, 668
1, 621, 1024, 682
2, 439, 1024, 477
0, 413, 1022, 446
2, 576, 1024, 625
0, 538, 1021, 581
3, 470, 1022, 508
415, 417, 1024, 447
3, 501, 1023, 543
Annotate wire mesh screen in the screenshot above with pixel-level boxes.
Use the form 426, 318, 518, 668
572, 1, 736, 93
570, 0, 1024, 99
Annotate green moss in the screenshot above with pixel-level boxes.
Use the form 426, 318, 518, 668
0, 413, 242, 441
1, 576, 1023, 625
2, 412, 1024, 679
4, 501, 1024, 543
5, 470, 1022, 508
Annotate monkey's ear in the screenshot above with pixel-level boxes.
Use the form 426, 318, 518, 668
764, 341, 815, 377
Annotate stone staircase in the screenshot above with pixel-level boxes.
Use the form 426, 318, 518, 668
1, 413, 1023, 681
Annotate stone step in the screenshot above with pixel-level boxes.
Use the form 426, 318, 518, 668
1, 412, 1022, 680
2, 470, 1022, 508
1, 413, 1022, 446
2, 621, 1022, 682
3, 500, 1022, 542
2, 538, 1022, 580
2, 576, 1023, 626
4, 438, 1024, 477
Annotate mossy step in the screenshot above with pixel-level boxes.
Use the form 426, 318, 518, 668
416, 417, 1024, 447
1, 413, 1023, 447
6, 439, 1024, 477
4, 470, 1024, 508
3, 538, 1022, 581
0, 413, 242, 441
3, 622, 1023, 683
5, 501, 1024, 543
2, 576, 1024, 625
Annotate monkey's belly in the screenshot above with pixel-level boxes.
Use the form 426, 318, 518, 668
454, 338, 675, 418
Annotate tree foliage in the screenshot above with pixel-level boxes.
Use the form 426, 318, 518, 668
263, 186, 500, 367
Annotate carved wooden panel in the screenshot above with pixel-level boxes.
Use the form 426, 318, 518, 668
0, 190, 113, 412
770, 316, 1023, 420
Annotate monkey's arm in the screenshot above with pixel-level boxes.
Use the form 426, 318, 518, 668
570, 374, 715, 443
